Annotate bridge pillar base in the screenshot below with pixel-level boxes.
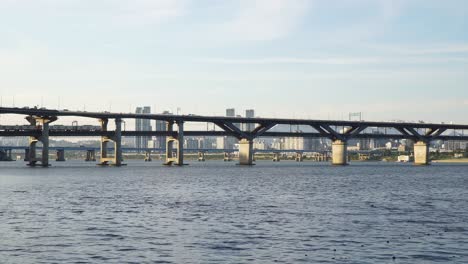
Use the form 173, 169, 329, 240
25, 116, 56, 167
414, 141, 430, 165
224, 152, 233, 162
144, 151, 152, 162
85, 150, 96, 161
164, 121, 186, 166
332, 140, 348, 165
98, 118, 123, 167
273, 152, 281, 162
295, 152, 304, 162
56, 149, 65, 162
238, 139, 254, 165
24, 148, 30, 161
198, 151, 206, 162
3, 149, 13, 161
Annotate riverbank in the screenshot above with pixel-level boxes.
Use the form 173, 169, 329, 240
432, 158, 468, 163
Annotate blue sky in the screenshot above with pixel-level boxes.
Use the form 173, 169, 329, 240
0, 0, 467, 123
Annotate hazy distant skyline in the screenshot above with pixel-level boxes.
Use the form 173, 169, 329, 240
1, 0, 468, 123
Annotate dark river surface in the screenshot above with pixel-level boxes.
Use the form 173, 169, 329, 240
0, 161, 467, 263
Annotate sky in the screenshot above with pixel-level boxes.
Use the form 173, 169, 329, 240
1, 0, 468, 124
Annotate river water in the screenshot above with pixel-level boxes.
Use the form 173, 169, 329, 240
0, 161, 467, 263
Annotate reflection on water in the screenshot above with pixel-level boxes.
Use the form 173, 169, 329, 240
1, 161, 467, 263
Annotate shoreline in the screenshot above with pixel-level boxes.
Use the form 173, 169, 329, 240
432, 158, 468, 163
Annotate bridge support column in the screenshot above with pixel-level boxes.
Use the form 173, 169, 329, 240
99, 119, 109, 165
86, 150, 96, 161
144, 150, 152, 162
114, 118, 122, 166
224, 152, 233, 162
164, 121, 185, 166
56, 149, 65, 161
414, 141, 430, 165
28, 136, 39, 166
40, 120, 50, 166
176, 121, 184, 166
238, 139, 254, 165
24, 148, 30, 161
26, 116, 55, 167
295, 152, 304, 162
6, 149, 13, 161
98, 118, 123, 166
332, 140, 348, 165
273, 152, 281, 162
198, 151, 206, 162
164, 122, 176, 165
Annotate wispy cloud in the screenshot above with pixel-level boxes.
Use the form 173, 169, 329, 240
200, 57, 381, 65
374, 44, 468, 55
1, 0, 188, 27
199, 56, 468, 65
303, 0, 404, 44
222, 0, 311, 41
105, 0, 188, 26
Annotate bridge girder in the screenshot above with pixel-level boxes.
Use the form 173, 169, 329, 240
0, 107, 467, 143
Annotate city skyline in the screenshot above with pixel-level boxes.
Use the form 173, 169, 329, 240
2, 2, 468, 263
0, 0, 467, 123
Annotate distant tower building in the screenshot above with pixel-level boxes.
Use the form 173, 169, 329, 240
245, 109, 255, 131
185, 138, 199, 149
281, 130, 316, 151
226, 108, 241, 128
201, 136, 216, 149
223, 108, 237, 149
156, 111, 172, 150
226, 108, 235, 117
135, 106, 152, 152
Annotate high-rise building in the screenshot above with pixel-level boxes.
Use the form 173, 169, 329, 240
226, 108, 235, 117
135, 106, 152, 152
226, 108, 241, 128
244, 109, 255, 131
223, 108, 238, 149
200, 137, 216, 149
185, 138, 199, 149
281, 130, 325, 151
155, 111, 171, 150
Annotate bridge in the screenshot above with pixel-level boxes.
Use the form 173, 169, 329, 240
1, 106, 467, 167
0, 146, 331, 163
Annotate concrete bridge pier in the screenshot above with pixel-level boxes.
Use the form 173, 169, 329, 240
98, 118, 123, 166
26, 116, 55, 167
4, 149, 13, 161
238, 139, 254, 165
273, 152, 281, 162
198, 151, 206, 162
144, 150, 152, 162
332, 139, 348, 165
414, 140, 430, 165
24, 148, 29, 161
114, 118, 123, 166
164, 121, 185, 166
295, 152, 304, 162
311, 153, 326, 162
99, 119, 109, 165
28, 137, 38, 166
224, 152, 233, 162
164, 121, 176, 165
56, 149, 65, 161
176, 121, 184, 165
85, 149, 96, 161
